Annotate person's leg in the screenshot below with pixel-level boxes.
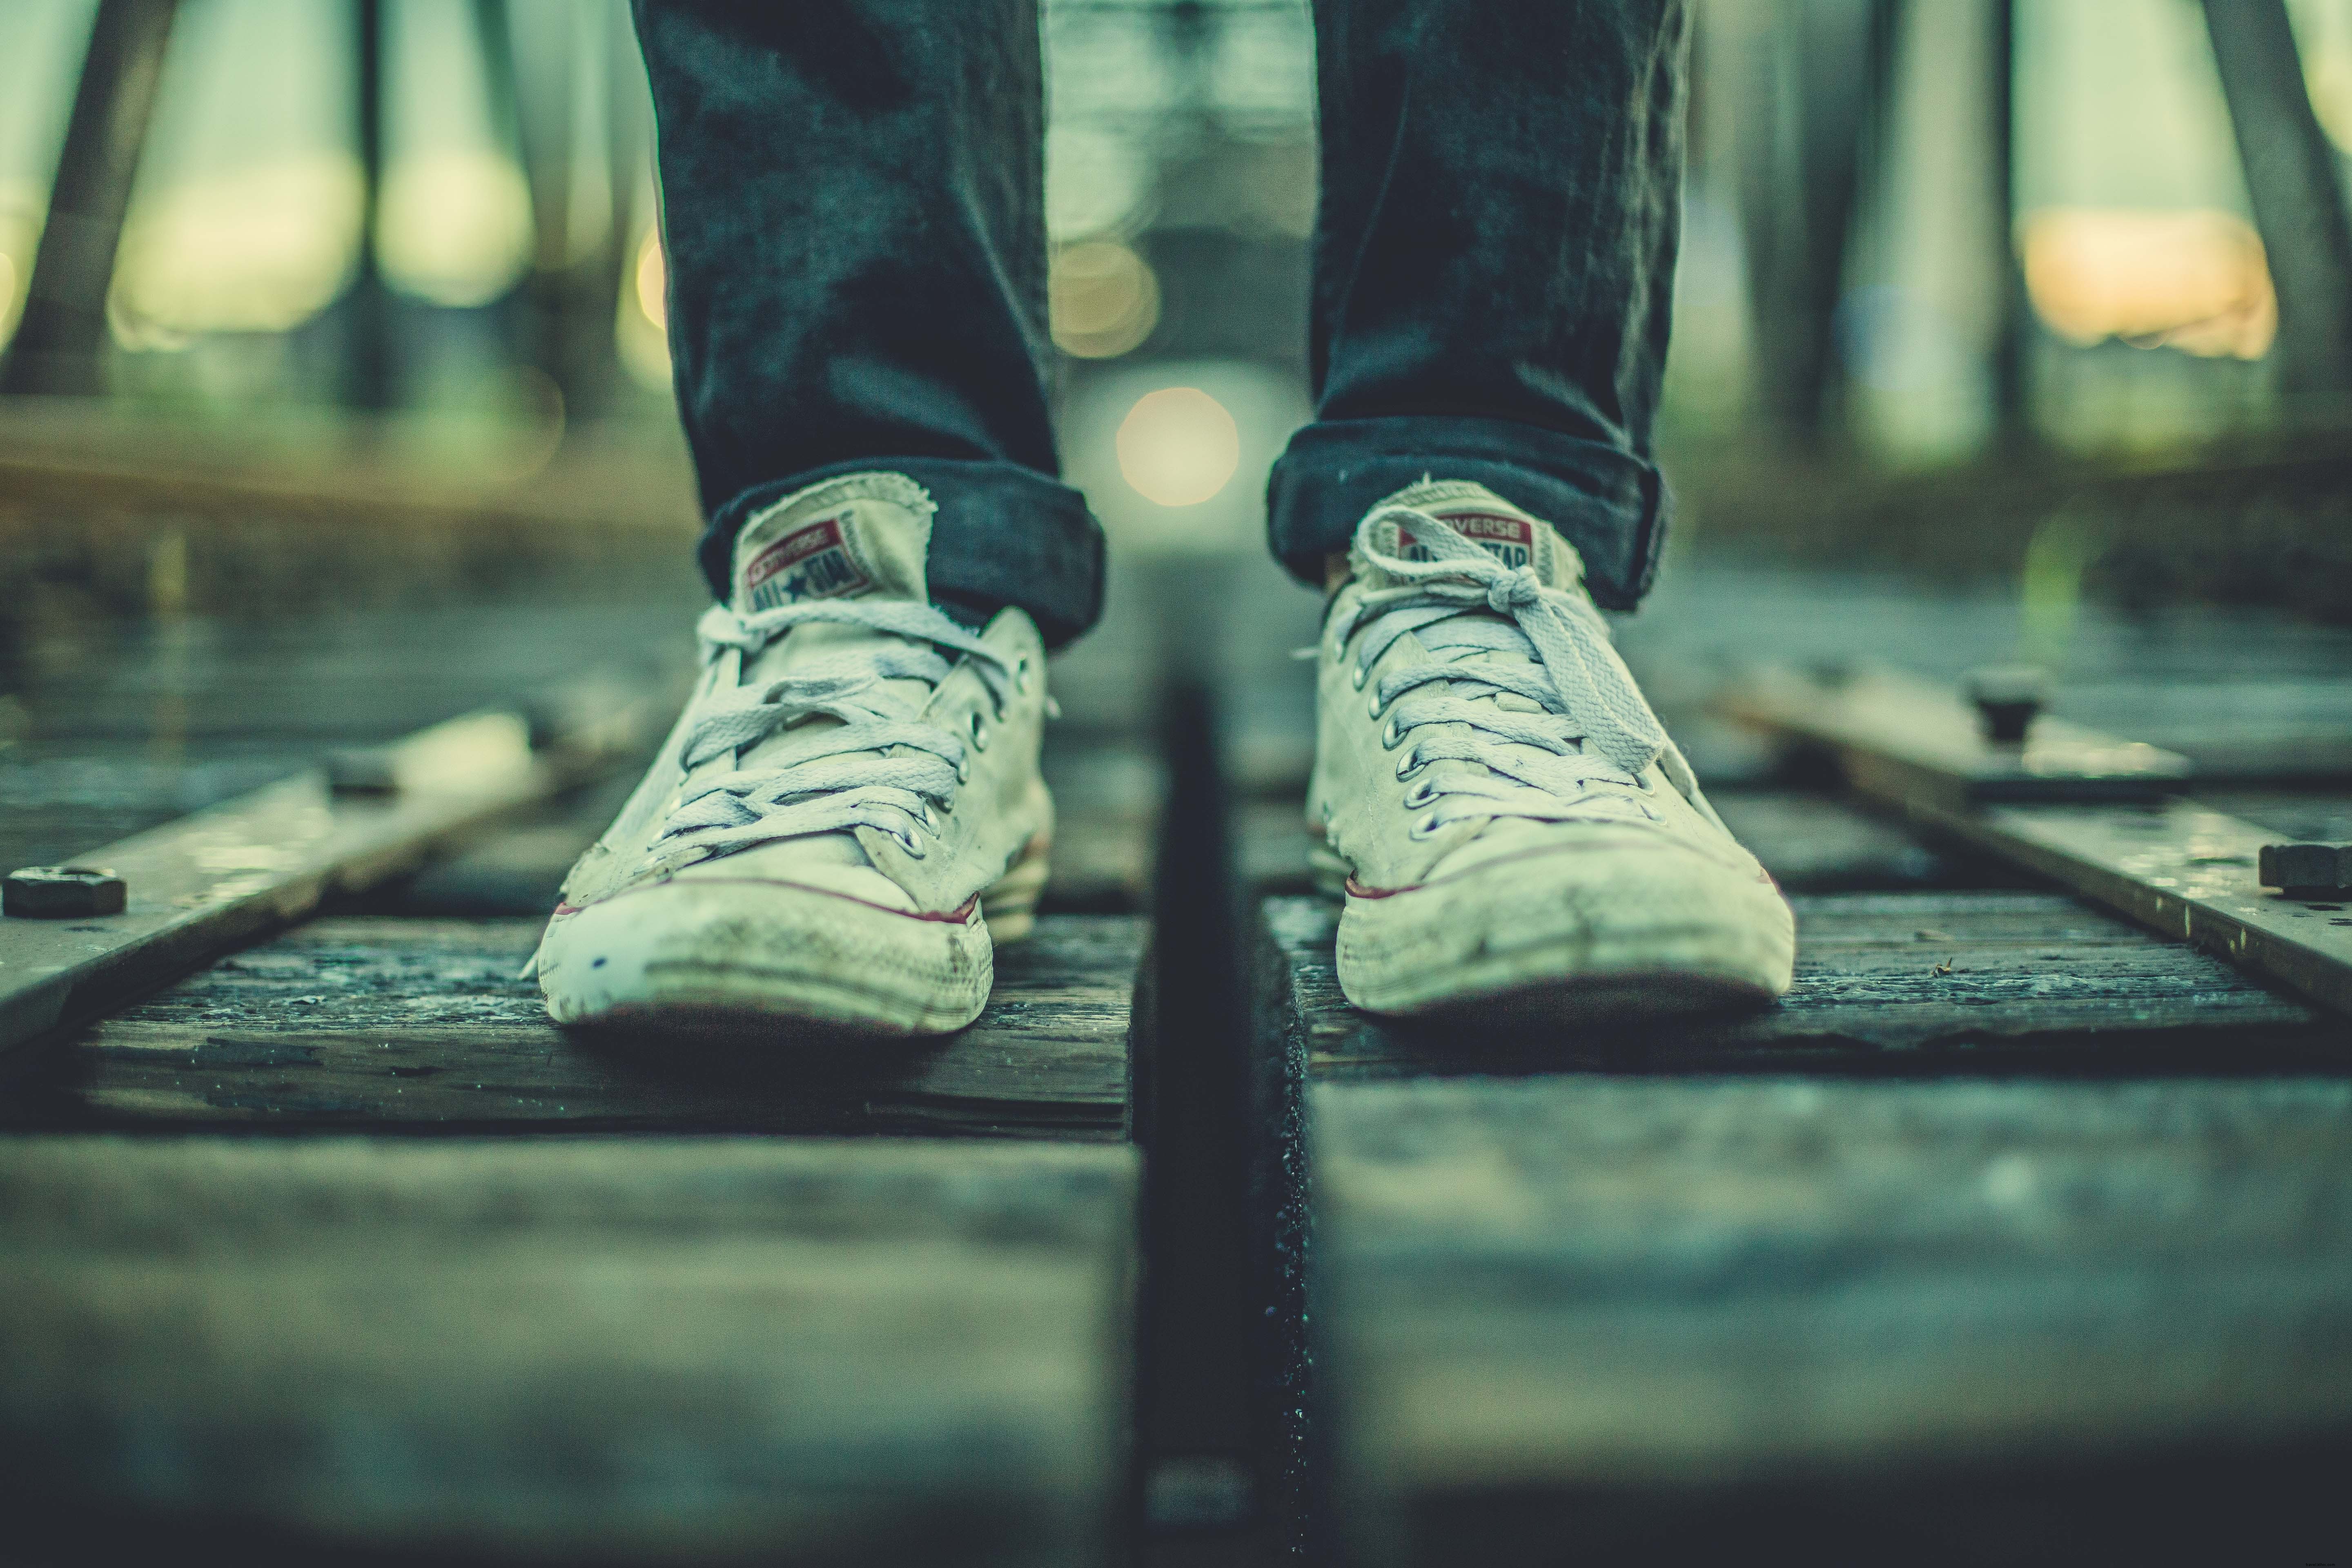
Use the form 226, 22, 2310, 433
634, 0, 1103, 646
1293, 1, 1795, 1021
533, 5, 1077, 1036
1272, 0, 1688, 609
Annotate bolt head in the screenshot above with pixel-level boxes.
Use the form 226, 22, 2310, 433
1963, 664, 2049, 745
324, 746, 401, 795
5, 865, 128, 918
2259, 842, 2352, 897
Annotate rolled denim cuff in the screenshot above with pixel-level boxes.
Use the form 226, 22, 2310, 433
1264, 414, 1668, 610
701, 457, 1107, 648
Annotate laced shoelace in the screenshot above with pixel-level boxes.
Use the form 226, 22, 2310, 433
1328, 505, 1670, 833
654, 599, 1015, 859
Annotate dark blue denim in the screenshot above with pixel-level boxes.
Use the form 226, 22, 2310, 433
634, 0, 1688, 639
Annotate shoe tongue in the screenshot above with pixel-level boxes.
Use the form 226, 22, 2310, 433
731, 473, 934, 615
1360, 479, 1584, 594
725, 471, 939, 798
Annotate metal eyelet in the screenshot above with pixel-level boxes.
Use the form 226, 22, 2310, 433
894, 829, 928, 858
954, 752, 971, 784
1014, 657, 1032, 696
1379, 716, 1404, 750
1408, 811, 1442, 840
1349, 663, 1368, 690
1394, 748, 1422, 781
969, 711, 990, 751
1403, 780, 1438, 809
1366, 689, 1383, 720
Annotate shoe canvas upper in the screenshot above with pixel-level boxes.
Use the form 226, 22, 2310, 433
548, 473, 1050, 927
1310, 480, 1766, 896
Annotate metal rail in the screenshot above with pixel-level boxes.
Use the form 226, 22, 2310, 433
1919, 800, 2352, 1018
0, 673, 675, 1058
1719, 666, 2192, 808
1722, 666, 2352, 1018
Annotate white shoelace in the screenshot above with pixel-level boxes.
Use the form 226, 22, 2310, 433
655, 599, 1014, 858
1330, 505, 1670, 832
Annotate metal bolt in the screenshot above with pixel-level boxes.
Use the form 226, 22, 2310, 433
2258, 842, 2352, 898
5, 866, 128, 918
324, 746, 401, 796
519, 698, 566, 753
1963, 664, 2048, 745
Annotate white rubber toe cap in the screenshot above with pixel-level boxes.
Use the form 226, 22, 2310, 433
537, 874, 993, 1036
1336, 828, 1796, 1019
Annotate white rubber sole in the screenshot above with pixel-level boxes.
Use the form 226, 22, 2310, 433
1332, 851, 1795, 1025
538, 844, 1052, 1039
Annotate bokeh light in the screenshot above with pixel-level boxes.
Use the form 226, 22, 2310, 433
0, 183, 36, 343
1050, 241, 1160, 359
1115, 387, 1241, 507
617, 222, 673, 389
2021, 207, 2275, 360
1045, 125, 1150, 242
377, 149, 534, 307
109, 154, 362, 344
634, 227, 667, 331
2299, 3, 2352, 155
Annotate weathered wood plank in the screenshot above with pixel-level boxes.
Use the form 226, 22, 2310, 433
1313, 1075, 2352, 1565
7, 915, 1140, 1138
0, 1134, 1135, 1566
1263, 893, 2341, 1074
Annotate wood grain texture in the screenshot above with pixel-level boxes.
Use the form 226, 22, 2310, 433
0, 1134, 1135, 1566
8, 915, 1140, 1138
1312, 1074, 2352, 1565
1263, 892, 2342, 1075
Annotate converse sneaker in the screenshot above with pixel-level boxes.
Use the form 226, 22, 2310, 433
529, 472, 1054, 1036
1310, 480, 1794, 1021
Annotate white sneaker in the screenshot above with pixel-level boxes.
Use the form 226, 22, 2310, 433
1309, 480, 1794, 1021
530, 472, 1054, 1036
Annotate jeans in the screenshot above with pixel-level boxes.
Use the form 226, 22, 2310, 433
634, 0, 1689, 647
